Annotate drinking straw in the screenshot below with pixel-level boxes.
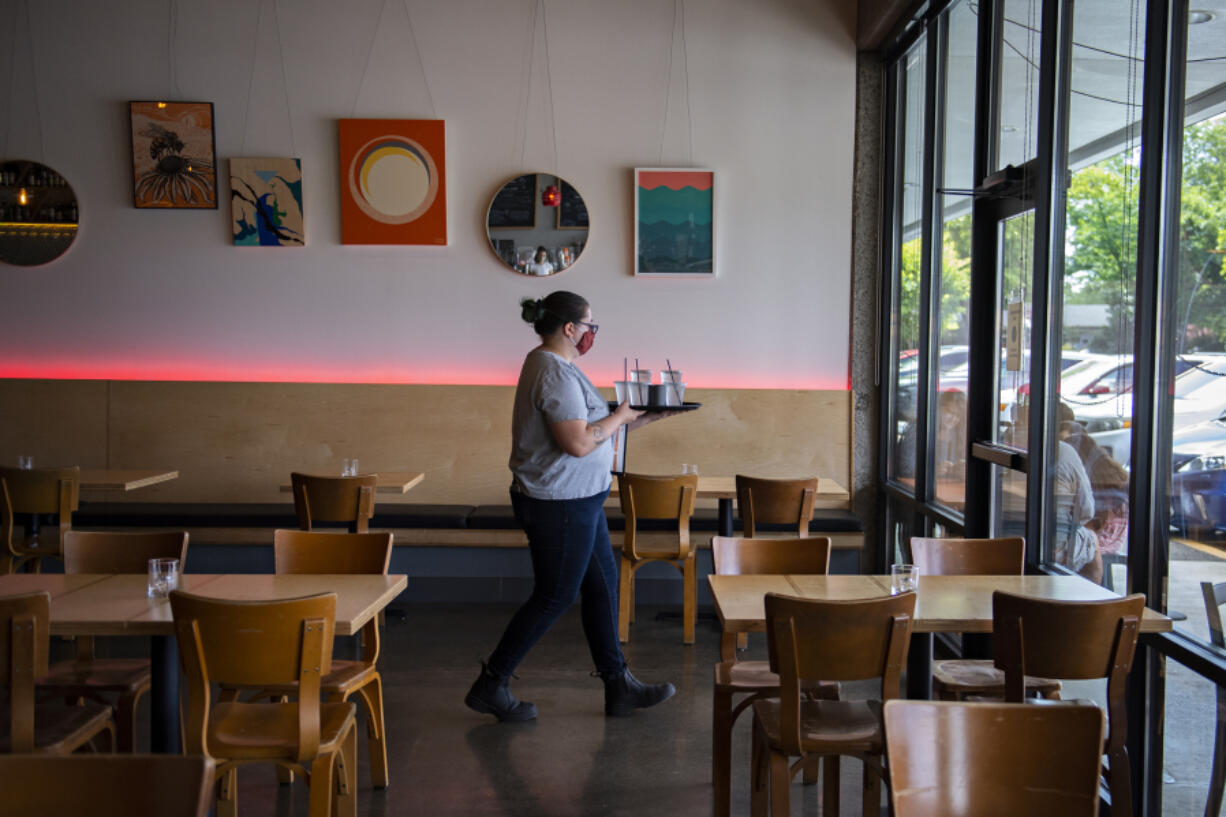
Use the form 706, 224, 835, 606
624, 357, 628, 383
666, 358, 683, 406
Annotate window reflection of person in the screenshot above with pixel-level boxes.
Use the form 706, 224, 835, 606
894, 390, 966, 480
525, 246, 554, 277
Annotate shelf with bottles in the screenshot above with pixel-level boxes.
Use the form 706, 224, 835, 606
0, 160, 79, 226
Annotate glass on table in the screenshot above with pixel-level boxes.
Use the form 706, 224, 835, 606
891, 564, 919, 595
681, 464, 699, 476
17, 455, 33, 469
342, 458, 359, 477
147, 558, 180, 599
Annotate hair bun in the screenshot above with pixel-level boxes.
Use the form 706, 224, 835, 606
519, 297, 545, 324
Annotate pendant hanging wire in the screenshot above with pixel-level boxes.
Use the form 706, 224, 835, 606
168, 0, 183, 99
401, 0, 437, 119
681, 0, 692, 164
19, 0, 44, 162
4, 0, 21, 157
656, 0, 678, 166
657, 0, 694, 166
271, 0, 298, 156
240, 0, 264, 156
515, 0, 538, 169
352, 0, 391, 118
540, 0, 558, 172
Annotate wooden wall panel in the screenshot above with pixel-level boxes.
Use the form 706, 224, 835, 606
4, 380, 852, 506
0, 379, 109, 470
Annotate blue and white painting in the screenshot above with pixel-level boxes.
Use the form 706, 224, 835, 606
230, 157, 304, 247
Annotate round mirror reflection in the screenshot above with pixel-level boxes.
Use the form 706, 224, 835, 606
0, 160, 79, 267
486, 173, 589, 276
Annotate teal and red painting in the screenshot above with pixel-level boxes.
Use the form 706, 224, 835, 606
635, 169, 714, 275
230, 157, 304, 247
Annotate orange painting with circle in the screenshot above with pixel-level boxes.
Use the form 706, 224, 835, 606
338, 119, 447, 245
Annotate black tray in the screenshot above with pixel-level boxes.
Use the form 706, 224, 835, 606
608, 401, 702, 413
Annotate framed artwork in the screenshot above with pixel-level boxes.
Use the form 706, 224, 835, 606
129, 101, 218, 209
338, 119, 447, 245
229, 158, 304, 247
634, 168, 714, 276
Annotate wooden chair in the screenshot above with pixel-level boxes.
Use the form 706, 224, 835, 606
261, 529, 393, 789
994, 589, 1147, 817
710, 536, 837, 817
0, 754, 214, 817
911, 536, 1062, 701
735, 475, 818, 537
1202, 581, 1226, 817
0, 466, 79, 573
36, 530, 188, 752
0, 591, 115, 755
616, 472, 698, 644
751, 591, 915, 817
883, 700, 1106, 817
170, 590, 358, 817
290, 472, 378, 533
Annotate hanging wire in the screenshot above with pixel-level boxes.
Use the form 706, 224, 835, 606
401, 0, 437, 118
271, 0, 298, 156
4, 0, 22, 157
352, 0, 390, 118
168, 0, 183, 99
680, 0, 692, 164
240, 0, 264, 156
21, 0, 44, 162
515, 0, 539, 169
657, 0, 679, 166
540, 0, 558, 171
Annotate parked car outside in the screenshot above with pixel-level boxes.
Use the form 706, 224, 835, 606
1171, 415, 1226, 537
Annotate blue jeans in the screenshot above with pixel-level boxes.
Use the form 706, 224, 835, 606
487, 488, 626, 677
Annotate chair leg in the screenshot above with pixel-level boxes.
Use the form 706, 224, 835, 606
1108, 745, 1133, 817
682, 556, 696, 645
308, 752, 338, 817
116, 691, 142, 753
217, 767, 238, 817
1207, 695, 1226, 817
802, 755, 819, 786
737, 632, 749, 650
353, 675, 389, 789
751, 719, 768, 817
823, 756, 840, 817
713, 687, 733, 817
333, 725, 358, 817
270, 694, 296, 785
768, 749, 791, 817
619, 558, 633, 643
863, 759, 882, 817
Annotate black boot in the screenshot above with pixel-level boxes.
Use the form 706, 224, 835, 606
601, 667, 676, 717
465, 662, 538, 722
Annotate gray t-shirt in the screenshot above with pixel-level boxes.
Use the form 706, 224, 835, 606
509, 349, 613, 500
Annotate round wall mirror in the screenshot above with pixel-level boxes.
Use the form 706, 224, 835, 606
486, 173, 589, 276
0, 160, 79, 266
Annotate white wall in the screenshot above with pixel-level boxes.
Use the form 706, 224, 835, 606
0, 0, 857, 389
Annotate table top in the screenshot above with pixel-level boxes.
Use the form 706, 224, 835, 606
609, 476, 850, 507
707, 573, 1172, 634
278, 471, 425, 495
78, 469, 180, 492
0, 573, 407, 637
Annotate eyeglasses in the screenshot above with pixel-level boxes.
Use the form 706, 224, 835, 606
575, 321, 599, 335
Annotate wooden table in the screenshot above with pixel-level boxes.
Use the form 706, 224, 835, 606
0, 572, 407, 752
708, 573, 1172, 697
610, 476, 850, 536
78, 469, 179, 492
278, 471, 425, 494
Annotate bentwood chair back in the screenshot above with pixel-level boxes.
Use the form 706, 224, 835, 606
0, 591, 115, 755
616, 472, 698, 644
883, 700, 1105, 817
709, 536, 834, 817
911, 536, 1061, 701
290, 472, 378, 533
170, 590, 357, 817
734, 475, 817, 537
752, 591, 915, 817
0, 754, 215, 817
41, 531, 188, 751
270, 529, 393, 788
1202, 581, 1226, 817
910, 536, 1024, 576
0, 466, 80, 573
993, 590, 1147, 817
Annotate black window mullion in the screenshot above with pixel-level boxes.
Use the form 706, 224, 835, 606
1024, 0, 1073, 567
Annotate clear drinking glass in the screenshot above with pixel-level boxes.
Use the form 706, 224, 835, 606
16, 455, 33, 469
614, 381, 631, 404
342, 458, 359, 477
891, 564, 919, 595
682, 464, 699, 476
147, 558, 180, 599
